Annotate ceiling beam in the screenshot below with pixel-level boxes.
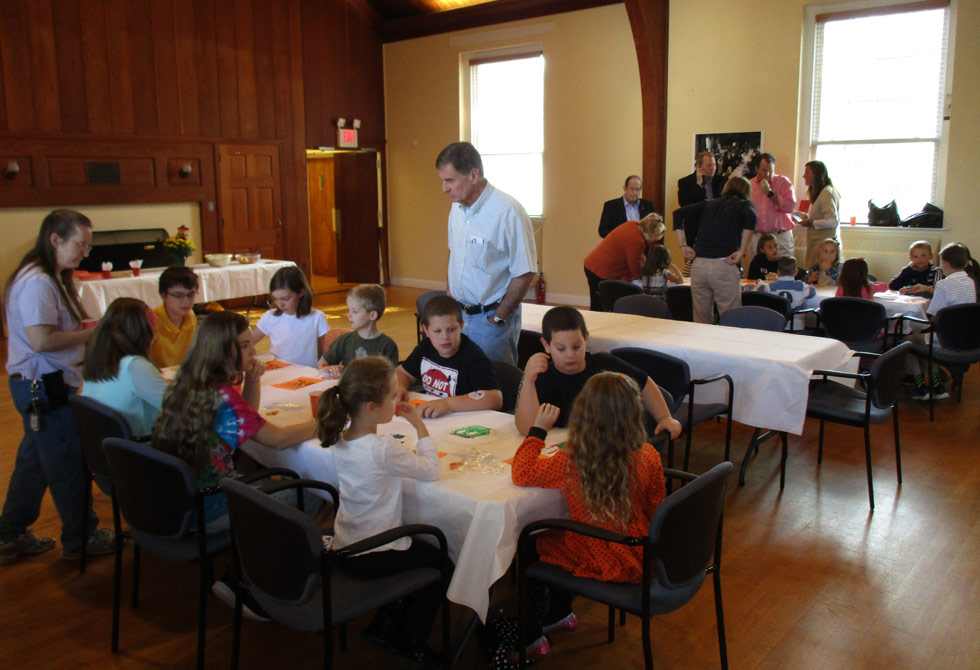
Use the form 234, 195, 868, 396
377, 0, 620, 42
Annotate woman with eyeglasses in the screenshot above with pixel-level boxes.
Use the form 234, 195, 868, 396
149, 265, 200, 368
0, 209, 117, 565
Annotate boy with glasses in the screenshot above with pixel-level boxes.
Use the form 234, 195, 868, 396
149, 266, 199, 368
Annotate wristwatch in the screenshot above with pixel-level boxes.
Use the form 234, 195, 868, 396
491, 314, 507, 325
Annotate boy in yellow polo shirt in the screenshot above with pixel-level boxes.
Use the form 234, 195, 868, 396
149, 266, 199, 368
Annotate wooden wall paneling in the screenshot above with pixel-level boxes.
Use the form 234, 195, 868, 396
282, 0, 311, 273
51, 0, 89, 134
234, 0, 260, 139
251, 0, 277, 140
347, 5, 385, 145
192, 0, 221, 137
104, 0, 137, 134
79, 0, 112, 135
151, 0, 181, 136
301, 0, 350, 150
0, 5, 6, 133
624, 0, 668, 216
26, 0, 60, 133
0, 0, 36, 131
172, 0, 201, 136
214, 0, 242, 137
299, 0, 322, 148
127, 1, 160, 135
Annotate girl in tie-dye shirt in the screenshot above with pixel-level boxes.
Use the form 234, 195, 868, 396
151, 311, 316, 527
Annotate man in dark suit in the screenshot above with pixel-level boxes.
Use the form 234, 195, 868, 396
677, 151, 727, 206
598, 175, 654, 238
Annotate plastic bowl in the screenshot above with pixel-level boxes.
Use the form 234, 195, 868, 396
237, 253, 262, 264
205, 253, 234, 267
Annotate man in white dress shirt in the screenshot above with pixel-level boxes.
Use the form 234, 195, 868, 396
435, 142, 536, 366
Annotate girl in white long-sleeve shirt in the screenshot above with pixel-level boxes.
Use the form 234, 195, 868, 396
317, 356, 447, 662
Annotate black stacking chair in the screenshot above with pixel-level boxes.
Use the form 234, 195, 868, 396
598, 279, 641, 312
898, 303, 980, 421
804, 342, 911, 510
740, 291, 818, 333
818, 297, 890, 352
492, 360, 524, 413
517, 462, 733, 670
718, 305, 786, 332
613, 294, 672, 319
612, 347, 733, 472
69, 395, 132, 574
665, 285, 694, 322
414, 290, 446, 343
517, 329, 546, 370
221, 477, 451, 670
102, 438, 298, 669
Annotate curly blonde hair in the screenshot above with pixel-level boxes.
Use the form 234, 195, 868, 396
152, 311, 248, 474
565, 372, 647, 530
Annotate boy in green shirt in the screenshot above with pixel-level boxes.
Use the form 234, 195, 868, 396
319, 284, 398, 377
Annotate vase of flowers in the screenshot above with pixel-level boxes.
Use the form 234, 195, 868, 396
163, 225, 195, 266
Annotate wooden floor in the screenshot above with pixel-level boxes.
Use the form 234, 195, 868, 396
1, 286, 979, 669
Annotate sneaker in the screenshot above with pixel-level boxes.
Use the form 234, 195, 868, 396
543, 612, 579, 635
931, 372, 950, 400
0, 530, 56, 565
911, 374, 929, 401
61, 528, 117, 561
900, 375, 916, 387
212, 576, 271, 622
504, 635, 551, 665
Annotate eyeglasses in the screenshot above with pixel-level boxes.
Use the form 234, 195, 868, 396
166, 290, 198, 301
66, 238, 92, 253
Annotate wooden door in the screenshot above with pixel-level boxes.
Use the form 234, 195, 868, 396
307, 157, 337, 276
217, 144, 283, 259
334, 152, 380, 284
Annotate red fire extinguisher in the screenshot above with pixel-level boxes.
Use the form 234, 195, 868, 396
535, 273, 546, 304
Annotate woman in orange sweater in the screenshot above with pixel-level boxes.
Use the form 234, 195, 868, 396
509, 372, 666, 662
583, 213, 665, 311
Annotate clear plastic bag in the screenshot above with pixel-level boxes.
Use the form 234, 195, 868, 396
453, 447, 506, 474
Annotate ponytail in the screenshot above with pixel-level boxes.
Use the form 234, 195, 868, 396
315, 356, 396, 447
316, 386, 349, 447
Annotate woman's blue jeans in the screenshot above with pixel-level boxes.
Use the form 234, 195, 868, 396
0, 377, 97, 552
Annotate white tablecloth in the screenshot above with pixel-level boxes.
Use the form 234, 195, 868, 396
77, 260, 295, 317
240, 361, 566, 621
814, 286, 930, 327
520, 302, 852, 435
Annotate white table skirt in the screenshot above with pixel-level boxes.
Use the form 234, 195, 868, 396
520, 302, 852, 435
77, 260, 295, 317
240, 360, 566, 621
814, 286, 930, 331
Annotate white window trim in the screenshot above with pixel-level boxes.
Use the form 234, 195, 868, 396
796, 0, 955, 218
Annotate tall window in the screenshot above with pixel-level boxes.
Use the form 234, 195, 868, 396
805, 1, 949, 222
468, 52, 545, 216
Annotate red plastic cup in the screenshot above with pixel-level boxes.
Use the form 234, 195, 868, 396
82, 319, 99, 329
799, 200, 811, 213
101, 270, 111, 279
310, 390, 323, 419
850, 216, 857, 226
132, 267, 140, 277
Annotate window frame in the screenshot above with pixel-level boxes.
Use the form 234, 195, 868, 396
796, 0, 953, 223
461, 45, 545, 217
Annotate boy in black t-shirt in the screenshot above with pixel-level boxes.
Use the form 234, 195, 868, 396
396, 295, 502, 418
514, 306, 681, 439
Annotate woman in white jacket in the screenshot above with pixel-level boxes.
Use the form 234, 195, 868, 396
798, 160, 842, 269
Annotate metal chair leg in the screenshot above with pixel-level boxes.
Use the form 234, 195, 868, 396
817, 419, 825, 464
642, 615, 653, 670
197, 560, 207, 669
80, 472, 91, 574
893, 404, 902, 485
131, 544, 141, 608
864, 424, 875, 510
607, 605, 615, 642
779, 432, 788, 490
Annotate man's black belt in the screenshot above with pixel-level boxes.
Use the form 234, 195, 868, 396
458, 300, 500, 316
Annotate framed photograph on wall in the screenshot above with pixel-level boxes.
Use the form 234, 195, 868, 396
694, 132, 763, 179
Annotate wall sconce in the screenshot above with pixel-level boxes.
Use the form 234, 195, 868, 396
5, 160, 20, 179
178, 162, 193, 178
352, 118, 361, 129
336, 118, 347, 129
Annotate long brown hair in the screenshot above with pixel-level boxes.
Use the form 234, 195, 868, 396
317, 356, 395, 447
5, 209, 91, 323
83, 298, 155, 382
565, 373, 648, 530
805, 160, 833, 202
838, 258, 872, 297
152, 311, 249, 473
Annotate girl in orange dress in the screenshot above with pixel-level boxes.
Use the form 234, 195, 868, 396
510, 372, 667, 662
